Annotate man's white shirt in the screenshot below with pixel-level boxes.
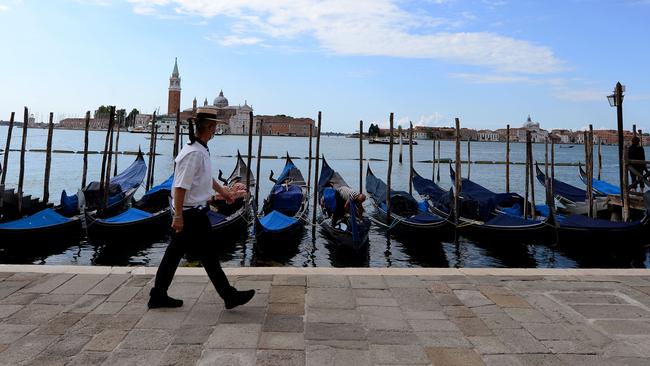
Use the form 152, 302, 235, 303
172, 142, 213, 210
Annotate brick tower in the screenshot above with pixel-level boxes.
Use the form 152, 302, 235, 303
167, 58, 181, 115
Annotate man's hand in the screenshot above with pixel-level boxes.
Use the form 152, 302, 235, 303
171, 215, 184, 233
222, 191, 235, 205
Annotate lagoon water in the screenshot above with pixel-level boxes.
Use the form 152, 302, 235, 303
1, 125, 648, 268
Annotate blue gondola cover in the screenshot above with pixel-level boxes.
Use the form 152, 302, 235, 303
96, 208, 153, 224
412, 173, 447, 202
208, 211, 227, 226
0, 208, 73, 229
406, 212, 444, 223
60, 190, 78, 215
270, 185, 303, 214
258, 210, 298, 232
560, 214, 642, 229
485, 214, 540, 227
143, 175, 174, 198
322, 187, 337, 213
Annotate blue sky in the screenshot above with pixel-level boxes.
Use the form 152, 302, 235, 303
0, 0, 649, 132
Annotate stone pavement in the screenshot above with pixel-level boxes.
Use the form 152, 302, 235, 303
1, 266, 650, 366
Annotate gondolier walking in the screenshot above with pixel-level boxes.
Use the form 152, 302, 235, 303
148, 108, 255, 309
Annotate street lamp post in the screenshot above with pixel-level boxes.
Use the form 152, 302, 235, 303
607, 82, 625, 205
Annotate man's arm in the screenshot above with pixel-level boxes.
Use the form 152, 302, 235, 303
213, 178, 235, 204
171, 187, 186, 233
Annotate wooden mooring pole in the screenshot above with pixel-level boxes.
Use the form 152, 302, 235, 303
103, 107, 116, 209
436, 140, 441, 182
523, 131, 530, 219
585, 127, 594, 218
550, 140, 555, 208
398, 125, 403, 164
359, 120, 363, 194
150, 124, 159, 187
467, 138, 471, 180
387, 113, 394, 224
454, 118, 461, 225
145, 112, 156, 191
17, 107, 29, 214
306, 122, 312, 191
173, 109, 180, 160
1, 112, 15, 185
81, 111, 90, 188
246, 112, 254, 199
43, 112, 54, 204
506, 124, 510, 193
432, 138, 436, 181
312, 112, 322, 235
528, 131, 536, 220
409, 122, 414, 196
255, 120, 263, 211
113, 114, 122, 177
597, 137, 602, 180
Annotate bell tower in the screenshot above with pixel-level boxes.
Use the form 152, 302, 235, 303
167, 58, 181, 115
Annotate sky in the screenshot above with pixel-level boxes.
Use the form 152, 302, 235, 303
0, 0, 649, 133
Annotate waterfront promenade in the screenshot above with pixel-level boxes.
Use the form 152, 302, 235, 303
1, 266, 649, 365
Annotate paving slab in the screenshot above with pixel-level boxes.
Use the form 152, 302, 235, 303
0, 266, 648, 365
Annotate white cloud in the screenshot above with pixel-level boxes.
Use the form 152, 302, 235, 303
206, 34, 263, 46
119, 0, 564, 74
554, 89, 606, 102
398, 112, 448, 127
0, 0, 21, 11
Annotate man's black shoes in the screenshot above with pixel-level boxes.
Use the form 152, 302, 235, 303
225, 289, 256, 310
148, 288, 183, 309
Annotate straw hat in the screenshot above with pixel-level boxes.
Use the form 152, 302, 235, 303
190, 108, 218, 123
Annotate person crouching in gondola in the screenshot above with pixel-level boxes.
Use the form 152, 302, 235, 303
322, 186, 366, 227
148, 108, 255, 310
628, 136, 647, 192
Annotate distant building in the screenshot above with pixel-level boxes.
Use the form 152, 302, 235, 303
168, 58, 181, 116
413, 126, 430, 139
477, 129, 499, 142
59, 117, 109, 130
254, 115, 315, 137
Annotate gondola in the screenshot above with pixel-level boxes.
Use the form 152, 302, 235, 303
366, 165, 452, 239
61, 150, 148, 217
554, 211, 648, 245
0, 152, 147, 246
413, 168, 554, 244
535, 163, 607, 215
578, 163, 620, 196
254, 154, 308, 243
85, 175, 173, 241
317, 157, 371, 252
208, 151, 255, 236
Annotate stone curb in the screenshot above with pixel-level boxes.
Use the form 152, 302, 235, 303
0, 264, 649, 276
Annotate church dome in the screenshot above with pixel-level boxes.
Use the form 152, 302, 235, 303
213, 90, 229, 108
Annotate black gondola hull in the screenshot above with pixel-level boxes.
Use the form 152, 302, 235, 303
0, 218, 82, 247
320, 217, 371, 253
86, 209, 171, 242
